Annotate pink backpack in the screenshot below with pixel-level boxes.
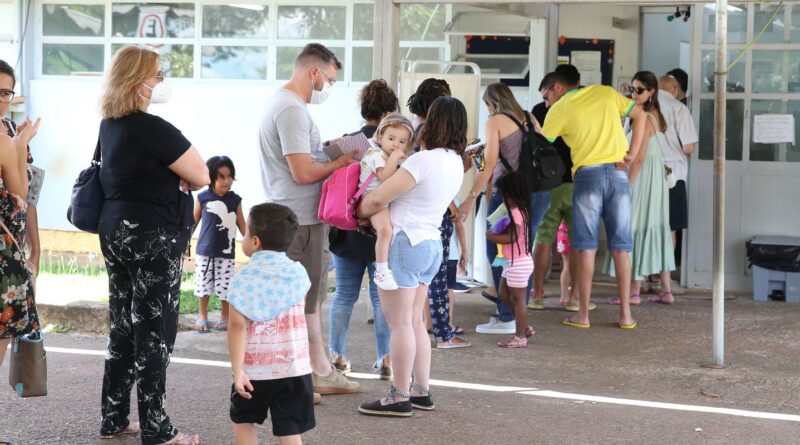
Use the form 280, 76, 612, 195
318, 163, 376, 231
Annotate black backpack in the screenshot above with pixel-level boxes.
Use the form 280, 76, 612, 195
498, 112, 566, 192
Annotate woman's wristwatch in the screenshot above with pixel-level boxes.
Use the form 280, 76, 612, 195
468, 191, 478, 198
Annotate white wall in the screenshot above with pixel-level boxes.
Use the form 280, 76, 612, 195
558, 4, 640, 88
0, 1, 18, 69
640, 13, 691, 77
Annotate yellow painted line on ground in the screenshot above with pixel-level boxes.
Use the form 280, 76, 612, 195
44, 346, 800, 423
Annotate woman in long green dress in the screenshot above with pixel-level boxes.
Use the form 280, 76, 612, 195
625, 71, 675, 304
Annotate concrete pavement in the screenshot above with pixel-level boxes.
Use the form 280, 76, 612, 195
3, 283, 800, 444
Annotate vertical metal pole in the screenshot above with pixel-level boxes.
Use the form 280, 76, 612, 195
712, 0, 728, 366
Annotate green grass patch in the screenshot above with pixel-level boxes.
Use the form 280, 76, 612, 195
179, 289, 222, 315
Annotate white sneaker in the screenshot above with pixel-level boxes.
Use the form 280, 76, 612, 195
670, 281, 687, 295
475, 318, 515, 334
374, 270, 399, 290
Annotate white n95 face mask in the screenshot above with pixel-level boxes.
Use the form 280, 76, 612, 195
141, 80, 173, 104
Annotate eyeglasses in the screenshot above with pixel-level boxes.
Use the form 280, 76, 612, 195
540, 87, 552, 102
314, 66, 336, 85
0, 89, 15, 104
627, 85, 648, 95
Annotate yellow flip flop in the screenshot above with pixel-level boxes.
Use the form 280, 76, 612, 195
618, 321, 637, 330
527, 302, 546, 310
562, 316, 590, 329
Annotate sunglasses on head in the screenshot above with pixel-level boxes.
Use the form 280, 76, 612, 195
627, 85, 648, 95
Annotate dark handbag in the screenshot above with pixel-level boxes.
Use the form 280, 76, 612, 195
9, 334, 47, 397
67, 138, 104, 233
499, 112, 566, 192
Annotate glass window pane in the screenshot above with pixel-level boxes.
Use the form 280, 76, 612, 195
276, 46, 344, 81
701, 50, 745, 93
754, 3, 786, 43
400, 5, 446, 41
791, 5, 800, 42
698, 99, 744, 161
201, 46, 267, 79
753, 51, 787, 93
790, 52, 800, 92
202, 5, 268, 39
112, 44, 194, 78
112, 3, 195, 38
352, 47, 373, 82
398, 47, 445, 66
702, 4, 747, 44
43, 43, 104, 75
43, 4, 105, 37
277, 6, 345, 39
353, 3, 374, 41
750, 100, 800, 162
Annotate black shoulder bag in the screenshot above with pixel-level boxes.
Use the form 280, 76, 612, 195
67, 138, 105, 233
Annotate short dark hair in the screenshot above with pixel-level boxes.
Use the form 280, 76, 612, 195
206, 156, 236, 193
0, 59, 15, 89
667, 68, 688, 93
539, 71, 573, 91
407, 78, 451, 117
555, 64, 580, 85
248, 203, 298, 252
295, 43, 342, 70
359, 79, 399, 121
419, 96, 467, 155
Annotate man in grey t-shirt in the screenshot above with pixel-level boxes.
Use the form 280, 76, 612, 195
258, 43, 358, 395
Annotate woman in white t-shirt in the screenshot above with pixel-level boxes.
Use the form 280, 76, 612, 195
356, 96, 466, 418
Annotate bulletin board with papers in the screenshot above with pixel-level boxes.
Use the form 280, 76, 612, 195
557, 37, 615, 86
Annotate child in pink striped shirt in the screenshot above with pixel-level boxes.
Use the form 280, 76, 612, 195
485, 173, 535, 348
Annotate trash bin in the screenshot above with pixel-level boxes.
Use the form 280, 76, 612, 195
746, 236, 800, 303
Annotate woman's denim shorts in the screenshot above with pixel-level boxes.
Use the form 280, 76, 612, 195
388, 231, 442, 288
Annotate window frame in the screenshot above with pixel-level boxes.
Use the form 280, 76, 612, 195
696, 2, 800, 164
35, 0, 452, 85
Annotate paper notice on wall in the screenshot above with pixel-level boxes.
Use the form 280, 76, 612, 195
753, 114, 795, 145
582, 71, 602, 86
570, 51, 601, 74
557, 56, 570, 65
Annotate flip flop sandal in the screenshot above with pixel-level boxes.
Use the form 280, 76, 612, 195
100, 421, 140, 439
649, 291, 675, 305
527, 301, 546, 310
619, 321, 637, 330
562, 315, 590, 329
565, 302, 597, 312
215, 319, 229, 332
194, 319, 210, 334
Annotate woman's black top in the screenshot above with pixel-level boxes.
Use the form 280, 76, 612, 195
99, 112, 193, 227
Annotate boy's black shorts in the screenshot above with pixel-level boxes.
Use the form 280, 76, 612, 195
230, 373, 316, 436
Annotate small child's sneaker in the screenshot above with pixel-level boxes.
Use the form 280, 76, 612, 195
374, 270, 399, 290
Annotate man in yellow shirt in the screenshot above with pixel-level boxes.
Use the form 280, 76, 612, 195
540, 72, 647, 330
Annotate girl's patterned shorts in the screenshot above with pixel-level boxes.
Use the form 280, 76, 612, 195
194, 255, 235, 301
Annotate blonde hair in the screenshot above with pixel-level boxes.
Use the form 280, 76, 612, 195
374, 113, 414, 151
100, 46, 159, 119
482, 82, 526, 122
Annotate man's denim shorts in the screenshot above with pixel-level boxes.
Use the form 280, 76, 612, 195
388, 231, 442, 288
571, 163, 632, 252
